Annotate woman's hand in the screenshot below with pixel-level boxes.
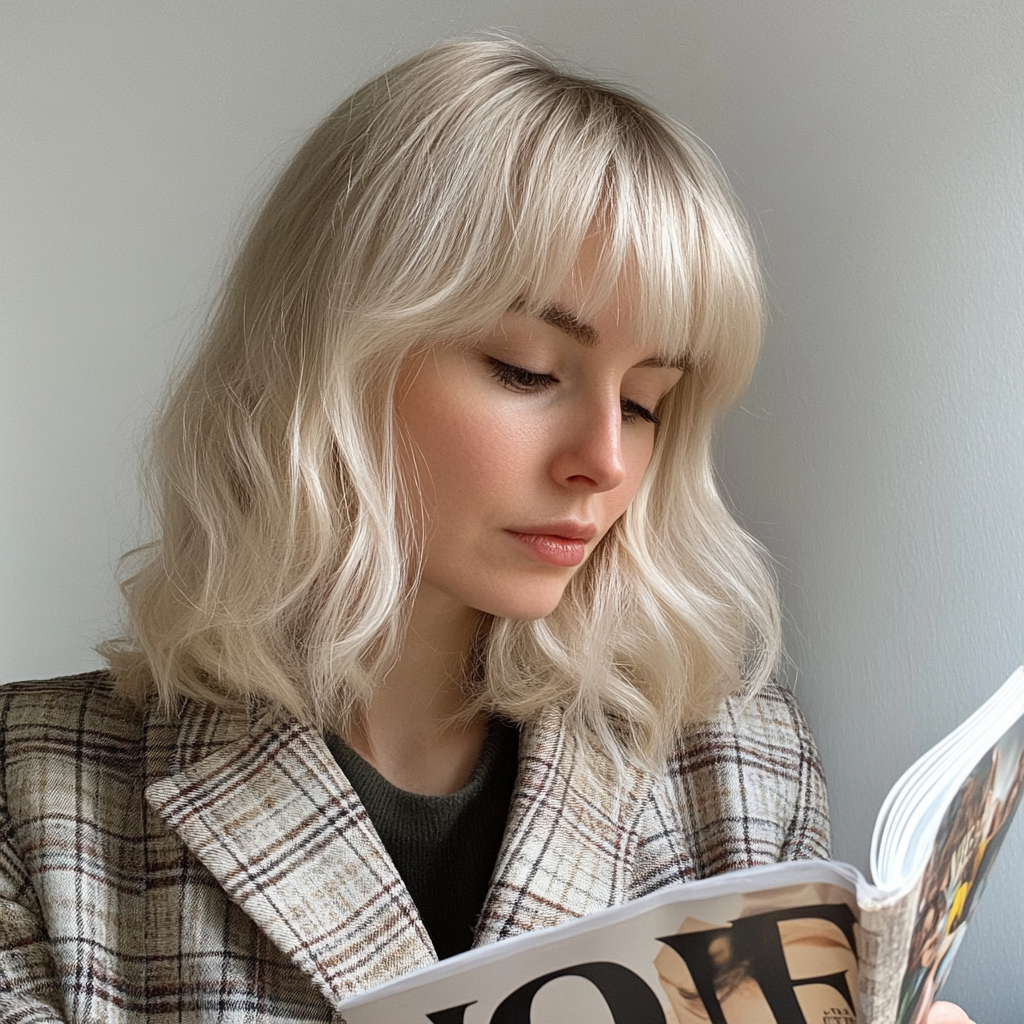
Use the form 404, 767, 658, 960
927, 1002, 976, 1024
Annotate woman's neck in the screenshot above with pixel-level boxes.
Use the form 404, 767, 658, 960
341, 587, 489, 795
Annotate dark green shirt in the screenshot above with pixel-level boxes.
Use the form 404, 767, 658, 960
324, 720, 519, 959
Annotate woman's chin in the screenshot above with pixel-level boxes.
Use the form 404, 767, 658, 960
474, 586, 572, 623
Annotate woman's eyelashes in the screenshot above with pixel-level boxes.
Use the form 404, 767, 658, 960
485, 357, 660, 426
486, 357, 557, 393
621, 398, 660, 426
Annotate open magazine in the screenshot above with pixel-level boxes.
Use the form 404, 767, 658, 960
337, 668, 1024, 1024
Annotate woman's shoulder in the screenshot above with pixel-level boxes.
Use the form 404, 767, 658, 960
676, 678, 821, 763
0, 671, 251, 802
656, 680, 831, 870
2, 668, 130, 719
0, 670, 159, 757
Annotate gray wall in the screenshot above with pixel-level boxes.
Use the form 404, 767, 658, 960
3, 2, 1021, 1018
706, 5, 1024, 1019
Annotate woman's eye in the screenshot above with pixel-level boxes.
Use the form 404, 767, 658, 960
487, 358, 558, 392
621, 397, 660, 426
487, 356, 660, 426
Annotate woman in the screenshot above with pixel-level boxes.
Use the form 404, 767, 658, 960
0, 39, 973, 1024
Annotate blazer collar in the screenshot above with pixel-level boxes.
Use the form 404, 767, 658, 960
146, 703, 433, 1007
146, 702, 655, 1006
476, 706, 656, 945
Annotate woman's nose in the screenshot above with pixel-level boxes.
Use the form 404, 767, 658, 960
550, 393, 627, 492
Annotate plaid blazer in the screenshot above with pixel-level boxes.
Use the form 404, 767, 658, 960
0, 672, 829, 1023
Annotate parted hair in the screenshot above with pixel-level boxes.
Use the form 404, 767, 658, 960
101, 38, 780, 766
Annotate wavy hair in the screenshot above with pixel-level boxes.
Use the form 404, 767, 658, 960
101, 38, 779, 766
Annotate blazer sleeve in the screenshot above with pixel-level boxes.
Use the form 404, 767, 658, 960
0, 813, 68, 1022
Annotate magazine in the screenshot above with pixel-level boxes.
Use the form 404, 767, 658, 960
336, 668, 1024, 1024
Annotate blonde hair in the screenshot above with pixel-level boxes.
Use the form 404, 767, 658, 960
101, 38, 779, 766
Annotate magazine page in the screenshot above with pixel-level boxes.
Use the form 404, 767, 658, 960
337, 860, 866, 1024
892, 712, 1024, 1024
871, 667, 1024, 890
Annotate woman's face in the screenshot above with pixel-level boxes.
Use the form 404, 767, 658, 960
395, 238, 684, 622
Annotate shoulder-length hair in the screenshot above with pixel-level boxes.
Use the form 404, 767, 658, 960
101, 38, 779, 767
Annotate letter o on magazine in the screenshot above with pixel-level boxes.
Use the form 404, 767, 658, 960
427, 962, 665, 1024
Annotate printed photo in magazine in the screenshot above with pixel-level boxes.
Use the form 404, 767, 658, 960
653, 880, 859, 1024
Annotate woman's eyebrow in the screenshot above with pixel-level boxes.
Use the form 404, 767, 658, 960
536, 303, 599, 347
509, 298, 693, 370
510, 298, 598, 347
634, 354, 693, 371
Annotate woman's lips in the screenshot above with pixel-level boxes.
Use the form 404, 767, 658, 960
506, 529, 594, 567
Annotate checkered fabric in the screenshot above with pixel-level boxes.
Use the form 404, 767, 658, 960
0, 672, 829, 1022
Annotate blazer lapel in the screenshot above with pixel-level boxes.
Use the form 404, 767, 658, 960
145, 705, 435, 1007
474, 706, 656, 946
